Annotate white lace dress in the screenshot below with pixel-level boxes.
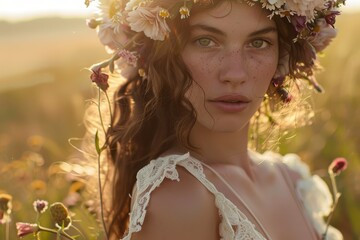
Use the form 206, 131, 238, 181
121, 151, 343, 240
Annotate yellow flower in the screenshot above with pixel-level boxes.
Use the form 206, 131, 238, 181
138, 68, 146, 77
159, 9, 170, 19
179, 6, 190, 19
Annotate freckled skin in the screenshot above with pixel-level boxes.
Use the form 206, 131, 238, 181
182, 2, 279, 133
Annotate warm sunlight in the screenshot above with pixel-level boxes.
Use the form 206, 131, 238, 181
0, 0, 359, 22
0, 0, 96, 22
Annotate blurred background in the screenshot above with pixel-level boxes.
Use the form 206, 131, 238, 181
0, 0, 359, 239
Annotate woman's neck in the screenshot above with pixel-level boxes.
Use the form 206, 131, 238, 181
187, 122, 255, 180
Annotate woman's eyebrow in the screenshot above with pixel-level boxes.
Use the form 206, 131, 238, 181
189, 24, 225, 36
249, 26, 277, 37
188, 24, 277, 37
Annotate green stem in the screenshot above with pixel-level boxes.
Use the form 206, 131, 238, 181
97, 153, 109, 240
322, 173, 340, 239
37, 226, 75, 240
5, 221, 9, 240
97, 87, 107, 136
104, 92, 113, 124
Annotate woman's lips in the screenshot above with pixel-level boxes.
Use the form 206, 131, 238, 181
209, 95, 251, 113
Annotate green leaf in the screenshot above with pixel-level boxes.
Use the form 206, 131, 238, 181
109, 60, 114, 73
95, 130, 101, 155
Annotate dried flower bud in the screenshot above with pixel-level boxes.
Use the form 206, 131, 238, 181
16, 222, 38, 237
90, 68, 109, 91
86, 18, 100, 29
33, 200, 48, 214
0, 193, 12, 224
325, 11, 340, 27
328, 158, 348, 176
50, 202, 72, 229
277, 88, 293, 103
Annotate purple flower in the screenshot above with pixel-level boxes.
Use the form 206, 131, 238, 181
16, 222, 38, 238
118, 49, 138, 67
90, 68, 109, 91
33, 200, 48, 214
291, 15, 307, 32
325, 11, 340, 27
329, 158, 348, 176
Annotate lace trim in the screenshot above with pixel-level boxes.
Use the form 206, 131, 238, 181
122, 153, 189, 239
122, 153, 266, 240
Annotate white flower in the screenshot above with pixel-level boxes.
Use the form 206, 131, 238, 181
309, 19, 338, 52
125, 0, 145, 11
127, 6, 170, 41
179, 6, 190, 19
285, 0, 327, 20
282, 153, 310, 178
297, 175, 333, 217
261, 0, 285, 11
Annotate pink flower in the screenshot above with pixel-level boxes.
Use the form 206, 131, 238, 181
127, 6, 170, 41
285, 0, 327, 20
309, 19, 337, 52
329, 158, 348, 176
16, 222, 38, 238
33, 200, 48, 214
90, 68, 109, 91
97, 22, 128, 54
118, 49, 138, 67
291, 15, 307, 32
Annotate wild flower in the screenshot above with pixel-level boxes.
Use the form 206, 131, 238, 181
0, 193, 12, 224
322, 158, 348, 239
16, 222, 38, 238
50, 202, 72, 230
33, 199, 48, 214
328, 158, 347, 176
90, 67, 110, 92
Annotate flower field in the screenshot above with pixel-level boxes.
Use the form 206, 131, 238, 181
0, 13, 359, 239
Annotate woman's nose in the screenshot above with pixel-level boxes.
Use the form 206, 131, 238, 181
219, 50, 247, 85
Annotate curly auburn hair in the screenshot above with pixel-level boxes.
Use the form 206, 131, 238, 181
100, 1, 316, 238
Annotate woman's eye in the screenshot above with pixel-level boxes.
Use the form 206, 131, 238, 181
196, 38, 215, 47
250, 39, 269, 49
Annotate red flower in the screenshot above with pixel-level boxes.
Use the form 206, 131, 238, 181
33, 200, 48, 214
329, 157, 348, 176
16, 222, 38, 237
90, 68, 109, 91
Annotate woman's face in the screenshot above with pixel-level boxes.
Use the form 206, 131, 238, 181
181, 1, 279, 133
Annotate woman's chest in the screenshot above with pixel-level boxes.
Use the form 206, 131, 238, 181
204, 163, 318, 240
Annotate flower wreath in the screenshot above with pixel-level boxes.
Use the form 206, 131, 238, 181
85, 0, 346, 101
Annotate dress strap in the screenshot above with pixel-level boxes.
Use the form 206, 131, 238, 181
200, 161, 273, 240
276, 162, 320, 240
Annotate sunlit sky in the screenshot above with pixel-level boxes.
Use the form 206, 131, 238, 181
0, 0, 359, 22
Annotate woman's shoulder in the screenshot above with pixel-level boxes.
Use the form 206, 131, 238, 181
125, 153, 219, 240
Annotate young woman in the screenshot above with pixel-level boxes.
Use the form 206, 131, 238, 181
84, 0, 346, 239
